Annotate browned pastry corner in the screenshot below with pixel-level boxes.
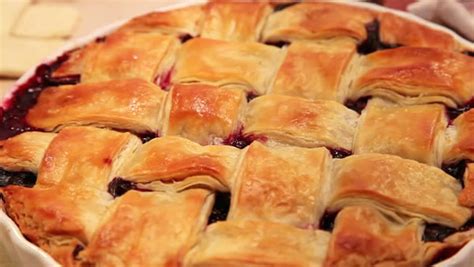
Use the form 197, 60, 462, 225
378, 11, 459, 50
459, 163, 474, 212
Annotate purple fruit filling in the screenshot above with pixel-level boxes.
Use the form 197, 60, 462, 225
429, 246, 465, 265
344, 97, 370, 114
246, 91, 259, 102
463, 50, 474, 57
102, 157, 113, 165
329, 148, 352, 159
136, 131, 158, 143
357, 20, 399, 55
273, 2, 298, 12
319, 211, 338, 232
156, 68, 174, 90
208, 191, 230, 224
95, 36, 107, 43
102, 128, 158, 144
0, 169, 36, 188
179, 34, 193, 43
264, 41, 290, 48
72, 244, 84, 259
223, 126, 264, 149
442, 160, 467, 187
46, 74, 81, 87
446, 99, 474, 121
423, 218, 474, 242
0, 52, 80, 140
108, 177, 136, 198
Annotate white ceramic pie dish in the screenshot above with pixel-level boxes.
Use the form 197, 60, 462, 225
1, 1, 473, 266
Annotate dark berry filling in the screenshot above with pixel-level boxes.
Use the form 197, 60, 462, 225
107, 177, 136, 198
95, 36, 107, 43
102, 157, 113, 165
463, 50, 474, 57
344, 97, 370, 114
273, 2, 298, 12
136, 131, 158, 143
155, 68, 174, 90
329, 148, 352, 159
0, 169, 36, 188
0, 52, 79, 140
179, 34, 193, 43
357, 20, 399, 55
428, 246, 465, 265
319, 211, 338, 232
357, 20, 381, 54
1, 87, 41, 140
109, 128, 158, 144
208, 191, 230, 224
442, 160, 467, 187
423, 224, 457, 242
223, 126, 263, 149
423, 218, 474, 242
46, 74, 81, 87
264, 41, 290, 48
246, 92, 259, 102
446, 99, 474, 121
72, 244, 84, 259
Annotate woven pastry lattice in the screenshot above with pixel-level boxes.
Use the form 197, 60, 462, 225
0, 2, 473, 266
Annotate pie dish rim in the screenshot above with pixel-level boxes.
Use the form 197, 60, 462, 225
0, 1, 472, 266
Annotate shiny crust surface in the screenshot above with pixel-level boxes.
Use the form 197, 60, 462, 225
378, 12, 458, 50
2, 185, 112, 265
36, 126, 141, 189
0, 132, 56, 172
228, 142, 331, 228
201, 2, 272, 42
118, 136, 240, 191
325, 206, 433, 267
2, 2, 474, 266
82, 189, 213, 267
116, 6, 204, 36
172, 38, 285, 95
271, 39, 356, 102
1, 127, 140, 265
81, 32, 180, 83
184, 220, 331, 267
444, 109, 474, 163
262, 2, 374, 42
26, 79, 167, 133
459, 163, 474, 211
330, 153, 471, 228
352, 47, 474, 107
244, 95, 359, 150
354, 99, 447, 166
165, 84, 246, 145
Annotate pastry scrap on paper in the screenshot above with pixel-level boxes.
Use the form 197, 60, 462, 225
0, 2, 79, 77
12, 3, 79, 38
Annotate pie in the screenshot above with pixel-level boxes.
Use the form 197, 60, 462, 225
1, 1, 474, 267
